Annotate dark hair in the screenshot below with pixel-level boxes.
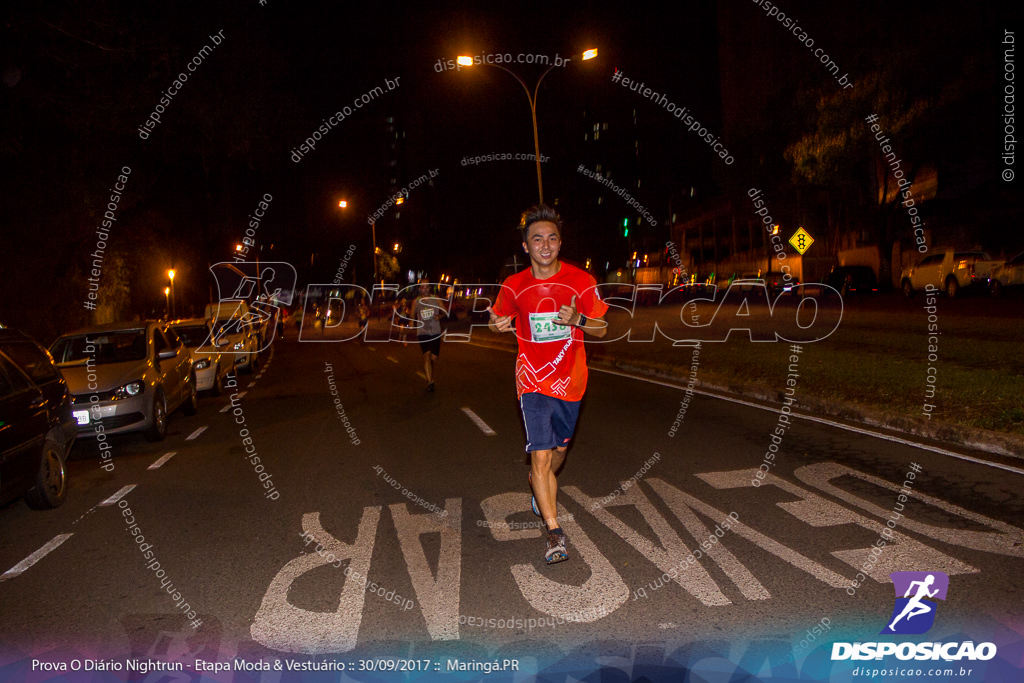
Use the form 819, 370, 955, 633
519, 204, 563, 242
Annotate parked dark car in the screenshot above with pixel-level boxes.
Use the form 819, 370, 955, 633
726, 271, 798, 297
827, 266, 879, 296
764, 271, 798, 296
0, 326, 76, 509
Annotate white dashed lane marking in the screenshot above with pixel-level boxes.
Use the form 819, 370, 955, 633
1, 534, 74, 582
461, 407, 496, 436
99, 485, 136, 507
185, 426, 208, 441
3, 345, 278, 584
148, 452, 177, 469
220, 390, 247, 413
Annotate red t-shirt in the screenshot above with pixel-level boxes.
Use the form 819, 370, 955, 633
492, 261, 608, 401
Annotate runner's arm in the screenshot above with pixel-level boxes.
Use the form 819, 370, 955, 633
487, 306, 514, 333
579, 314, 607, 338
556, 294, 607, 338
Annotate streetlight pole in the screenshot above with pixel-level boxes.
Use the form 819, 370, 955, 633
236, 241, 263, 316
458, 49, 597, 205
371, 219, 378, 284
340, 200, 379, 286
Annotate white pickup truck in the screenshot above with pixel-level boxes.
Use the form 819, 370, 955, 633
900, 248, 995, 298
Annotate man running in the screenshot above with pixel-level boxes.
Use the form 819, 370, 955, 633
488, 205, 607, 564
412, 282, 445, 392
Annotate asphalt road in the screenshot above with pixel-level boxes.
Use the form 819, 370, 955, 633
1, 332, 1022, 680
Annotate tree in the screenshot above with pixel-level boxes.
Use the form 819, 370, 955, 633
375, 250, 400, 283
785, 65, 930, 280
91, 251, 133, 324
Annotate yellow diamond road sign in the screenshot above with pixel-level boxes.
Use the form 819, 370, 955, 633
789, 227, 814, 254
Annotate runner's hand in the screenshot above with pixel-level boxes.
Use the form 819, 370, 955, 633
487, 306, 513, 333
554, 295, 581, 326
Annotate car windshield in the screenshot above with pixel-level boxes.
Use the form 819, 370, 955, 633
172, 324, 212, 348
212, 320, 248, 338
50, 330, 148, 365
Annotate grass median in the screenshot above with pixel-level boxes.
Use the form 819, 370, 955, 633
586, 301, 1024, 439
457, 297, 1023, 443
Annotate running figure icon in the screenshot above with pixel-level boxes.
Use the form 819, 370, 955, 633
882, 570, 949, 635
888, 574, 939, 631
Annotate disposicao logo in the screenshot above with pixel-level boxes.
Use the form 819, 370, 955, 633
831, 571, 997, 663
882, 571, 948, 635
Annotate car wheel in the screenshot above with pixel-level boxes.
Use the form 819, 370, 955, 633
946, 277, 959, 298
144, 389, 167, 442
25, 439, 68, 509
901, 279, 914, 298
183, 374, 198, 415
212, 364, 224, 395
990, 280, 1003, 299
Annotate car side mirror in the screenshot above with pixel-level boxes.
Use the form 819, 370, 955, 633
158, 349, 177, 360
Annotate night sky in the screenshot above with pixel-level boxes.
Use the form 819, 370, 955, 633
1, 1, 1016, 341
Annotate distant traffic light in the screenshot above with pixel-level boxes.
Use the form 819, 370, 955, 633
623, 218, 629, 237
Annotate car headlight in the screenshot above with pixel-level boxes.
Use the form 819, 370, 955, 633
234, 341, 244, 350
113, 380, 145, 400
195, 359, 210, 370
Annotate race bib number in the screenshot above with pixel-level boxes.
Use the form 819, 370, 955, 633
420, 308, 434, 320
529, 311, 571, 343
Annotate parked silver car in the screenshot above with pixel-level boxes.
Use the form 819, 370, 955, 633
206, 301, 260, 374
49, 321, 197, 442
170, 318, 231, 394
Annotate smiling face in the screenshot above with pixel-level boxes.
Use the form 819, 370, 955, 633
523, 220, 561, 272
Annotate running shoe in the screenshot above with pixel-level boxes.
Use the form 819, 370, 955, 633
427, 382, 434, 392
545, 531, 568, 564
528, 472, 540, 517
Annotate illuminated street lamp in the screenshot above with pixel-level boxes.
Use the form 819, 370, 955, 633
458, 48, 598, 204
167, 269, 176, 319
235, 241, 264, 301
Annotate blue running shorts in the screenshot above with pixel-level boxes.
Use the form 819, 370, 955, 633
519, 392, 581, 452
